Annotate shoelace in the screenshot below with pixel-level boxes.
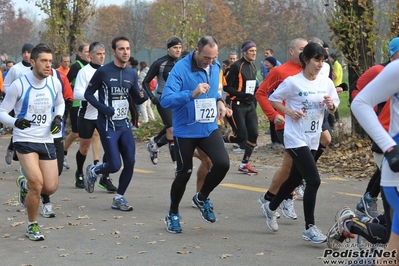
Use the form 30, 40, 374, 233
171, 215, 180, 229
30, 224, 40, 234
44, 204, 53, 212
118, 197, 128, 206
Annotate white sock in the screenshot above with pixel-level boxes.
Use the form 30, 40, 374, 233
114, 194, 123, 200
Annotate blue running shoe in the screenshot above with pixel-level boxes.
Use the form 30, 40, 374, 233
164, 211, 182, 233
111, 197, 133, 211
84, 164, 98, 193
16, 175, 28, 207
192, 192, 216, 223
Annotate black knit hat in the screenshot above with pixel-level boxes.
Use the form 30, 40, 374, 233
166, 36, 182, 49
22, 43, 34, 53
265, 56, 277, 67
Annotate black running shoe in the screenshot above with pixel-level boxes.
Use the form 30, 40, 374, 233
98, 175, 117, 192
75, 171, 85, 189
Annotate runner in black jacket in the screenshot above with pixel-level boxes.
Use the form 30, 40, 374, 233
142, 36, 182, 169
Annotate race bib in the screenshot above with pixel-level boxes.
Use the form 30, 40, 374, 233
27, 104, 52, 126
303, 109, 324, 133
194, 98, 217, 123
245, 80, 256, 95
112, 99, 129, 120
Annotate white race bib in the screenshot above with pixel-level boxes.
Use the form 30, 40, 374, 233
112, 99, 129, 120
303, 109, 324, 133
194, 98, 217, 123
245, 80, 256, 95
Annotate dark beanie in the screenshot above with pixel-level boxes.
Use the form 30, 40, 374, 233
22, 43, 34, 53
265, 56, 277, 67
166, 36, 182, 49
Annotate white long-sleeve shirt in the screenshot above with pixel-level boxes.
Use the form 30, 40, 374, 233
3, 62, 31, 94
0, 72, 65, 143
74, 63, 99, 120
351, 59, 399, 187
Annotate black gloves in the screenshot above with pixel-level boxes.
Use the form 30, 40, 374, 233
244, 93, 254, 102
385, 145, 399, 172
50, 115, 62, 134
104, 106, 115, 117
14, 118, 31, 130
65, 99, 73, 111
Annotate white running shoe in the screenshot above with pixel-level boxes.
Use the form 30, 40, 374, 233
258, 195, 280, 219
326, 206, 356, 250
302, 225, 327, 244
294, 184, 305, 199
262, 202, 278, 232
40, 203, 56, 218
279, 199, 297, 220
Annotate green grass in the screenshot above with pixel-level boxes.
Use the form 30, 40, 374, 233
338, 91, 350, 118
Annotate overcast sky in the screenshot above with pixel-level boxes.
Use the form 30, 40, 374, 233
15, 0, 127, 16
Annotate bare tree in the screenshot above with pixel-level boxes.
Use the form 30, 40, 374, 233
27, 0, 96, 65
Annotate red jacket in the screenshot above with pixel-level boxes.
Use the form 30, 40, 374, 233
256, 60, 302, 130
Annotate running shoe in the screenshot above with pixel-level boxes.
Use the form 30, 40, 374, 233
16, 175, 28, 207
98, 175, 117, 192
75, 171, 85, 189
192, 192, 216, 223
84, 164, 98, 193
294, 184, 305, 199
63, 155, 70, 169
279, 199, 297, 220
5, 146, 13, 165
164, 211, 182, 234
40, 203, 56, 218
238, 164, 258, 175
26, 222, 45, 241
326, 207, 356, 250
262, 201, 278, 232
232, 148, 245, 153
302, 224, 327, 244
111, 196, 133, 211
360, 192, 378, 218
147, 142, 159, 165
258, 196, 280, 219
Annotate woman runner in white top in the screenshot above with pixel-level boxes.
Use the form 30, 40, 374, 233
263, 42, 340, 244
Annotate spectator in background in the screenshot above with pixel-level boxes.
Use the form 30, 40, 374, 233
3, 60, 14, 79
138, 61, 155, 123
263, 56, 283, 148
329, 53, 344, 126
56, 54, 71, 76
261, 48, 281, 80
128, 57, 140, 130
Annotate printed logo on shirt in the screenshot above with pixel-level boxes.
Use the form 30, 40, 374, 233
123, 80, 131, 84
110, 78, 118, 82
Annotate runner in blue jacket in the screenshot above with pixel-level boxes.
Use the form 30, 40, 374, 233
160, 36, 231, 234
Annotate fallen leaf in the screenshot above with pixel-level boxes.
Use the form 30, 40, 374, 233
177, 250, 191, 254
138, 251, 147, 254
147, 241, 156, 244
256, 252, 264, 256
220, 254, 232, 259
11, 221, 24, 227
59, 254, 68, 257
116, 255, 128, 259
